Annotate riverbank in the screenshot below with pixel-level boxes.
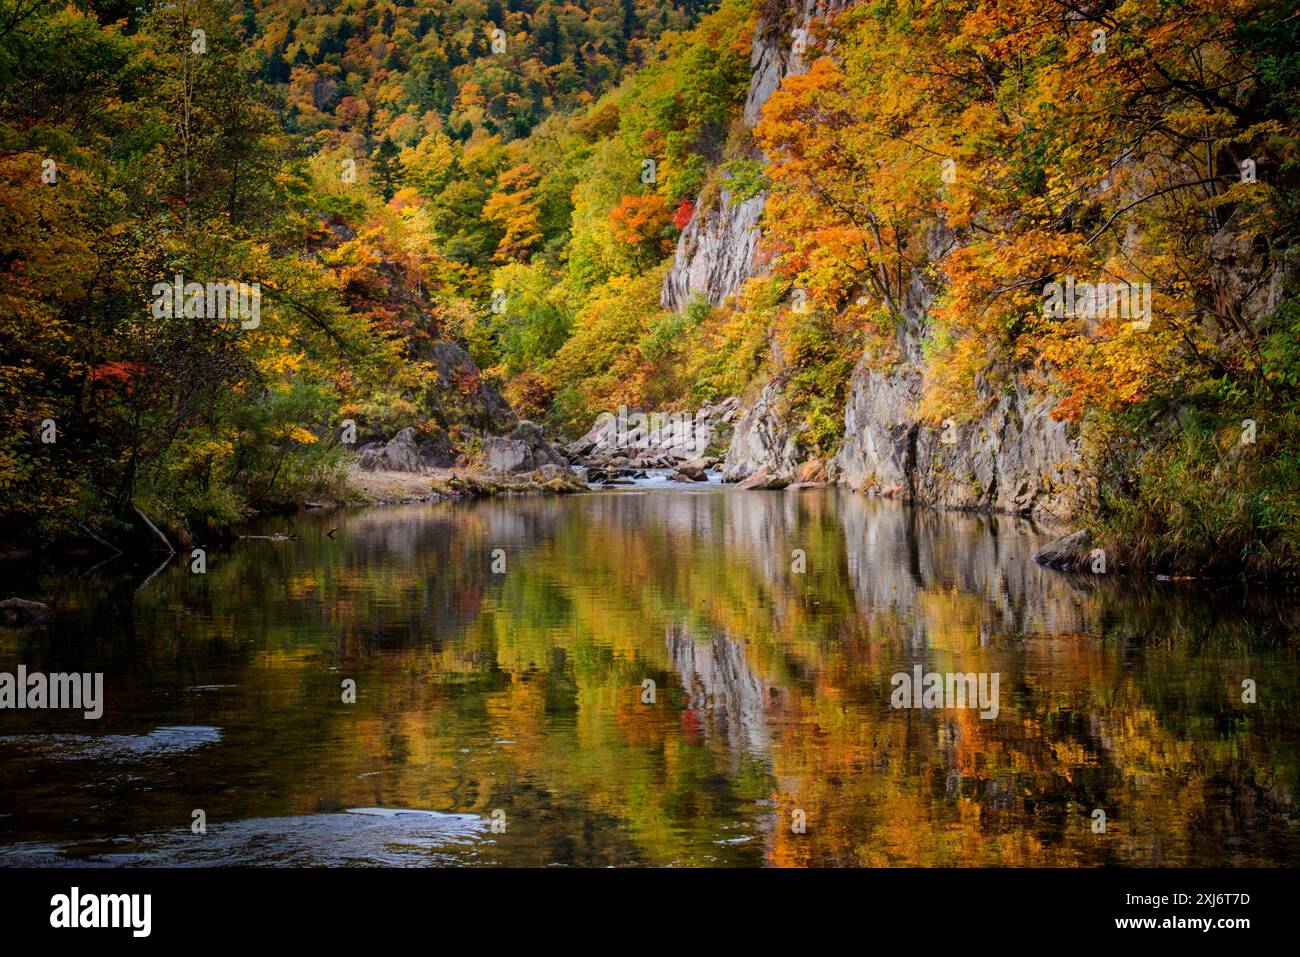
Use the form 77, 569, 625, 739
0, 462, 587, 562
341, 463, 587, 506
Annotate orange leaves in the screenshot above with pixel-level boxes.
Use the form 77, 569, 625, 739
749, 0, 1269, 429
754, 57, 851, 175
1035, 322, 1176, 422
756, 50, 938, 319
609, 193, 673, 251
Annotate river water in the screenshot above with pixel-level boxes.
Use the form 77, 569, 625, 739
1, 486, 1296, 866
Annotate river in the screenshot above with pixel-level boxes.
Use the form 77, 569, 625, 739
1, 485, 1296, 866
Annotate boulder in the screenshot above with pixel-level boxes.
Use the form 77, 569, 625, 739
1032, 529, 1095, 572
673, 464, 708, 482
482, 421, 572, 473
736, 468, 789, 491
794, 458, 827, 483
358, 427, 423, 473
532, 463, 586, 493
0, 598, 51, 625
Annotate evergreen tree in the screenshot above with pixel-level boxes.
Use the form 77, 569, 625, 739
373, 136, 400, 200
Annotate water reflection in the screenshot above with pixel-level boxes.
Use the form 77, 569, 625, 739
0, 488, 1296, 866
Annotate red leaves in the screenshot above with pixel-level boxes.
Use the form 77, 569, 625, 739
89, 360, 149, 393
672, 199, 694, 231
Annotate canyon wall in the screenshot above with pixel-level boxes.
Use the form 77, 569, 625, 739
675, 0, 1085, 518
661, 0, 849, 311
665, 0, 1284, 525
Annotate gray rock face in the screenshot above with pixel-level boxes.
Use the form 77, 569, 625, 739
744, 0, 852, 126
835, 349, 1084, 519
358, 427, 423, 473
721, 375, 800, 482
481, 421, 571, 473
714, 207, 1084, 516
661, 0, 849, 312
661, 189, 767, 311
834, 256, 1083, 518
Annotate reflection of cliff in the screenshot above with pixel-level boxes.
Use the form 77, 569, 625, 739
20, 489, 1296, 867
666, 625, 770, 757
578, 486, 1098, 647
835, 494, 1097, 646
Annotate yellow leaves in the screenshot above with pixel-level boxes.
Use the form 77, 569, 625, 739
482, 162, 544, 262
1163, 105, 1236, 138
268, 351, 305, 374
168, 437, 237, 479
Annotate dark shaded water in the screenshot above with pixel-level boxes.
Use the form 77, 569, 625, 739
1, 487, 1297, 866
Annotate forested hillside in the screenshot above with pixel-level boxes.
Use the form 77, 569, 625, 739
2, 0, 1298, 578
0, 0, 727, 542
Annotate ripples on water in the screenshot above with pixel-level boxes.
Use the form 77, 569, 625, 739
0, 487, 1296, 866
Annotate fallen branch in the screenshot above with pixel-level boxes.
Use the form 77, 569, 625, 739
132, 506, 175, 555
78, 522, 123, 557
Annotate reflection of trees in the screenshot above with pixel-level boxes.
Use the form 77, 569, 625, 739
8, 491, 1297, 866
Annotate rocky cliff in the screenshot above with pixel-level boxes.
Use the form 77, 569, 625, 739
719, 334, 799, 482
650, 0, 1290, 536
832, 229, 1086, 520
668, 0, 1089, 519
661, 0, 850, 311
